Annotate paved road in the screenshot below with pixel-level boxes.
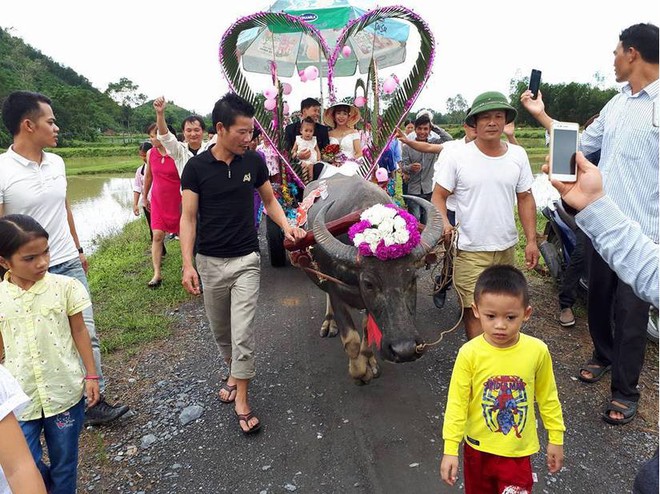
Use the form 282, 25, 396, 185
100, 241, 657, 494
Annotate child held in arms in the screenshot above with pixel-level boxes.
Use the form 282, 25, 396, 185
291, 117, 320, 182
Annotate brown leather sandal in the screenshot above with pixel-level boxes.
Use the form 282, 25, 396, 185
218, 382, 237, 404
235, 410, 261, 434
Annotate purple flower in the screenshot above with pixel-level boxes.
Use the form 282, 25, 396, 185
347, 204, 422, 260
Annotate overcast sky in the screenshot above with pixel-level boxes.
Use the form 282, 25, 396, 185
1, 1, 658, 116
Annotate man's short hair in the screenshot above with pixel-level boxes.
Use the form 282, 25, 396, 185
474, 265, 530, 307
211, 92, 255, 129
300, 97, 321, 112
181, 115, 206, 132
1, 91, 52, 136
414, 114, 431, 128
620, 23, 659, 64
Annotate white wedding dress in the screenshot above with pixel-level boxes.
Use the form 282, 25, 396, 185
319, 132, 362, 179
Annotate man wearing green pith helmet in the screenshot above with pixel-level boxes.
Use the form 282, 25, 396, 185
433, 91, 539, 340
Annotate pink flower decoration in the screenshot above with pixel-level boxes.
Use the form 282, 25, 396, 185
348, 204, 420, 260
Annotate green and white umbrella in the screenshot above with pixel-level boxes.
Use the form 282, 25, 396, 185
236, 0, 410, 78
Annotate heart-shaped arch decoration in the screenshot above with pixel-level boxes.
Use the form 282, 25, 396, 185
327, 6, 436, 176
220, 12, 331, 188
219, 6, 436, 188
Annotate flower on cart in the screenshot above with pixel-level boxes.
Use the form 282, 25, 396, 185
348, 204, 420, 260
321, 143, 347, 165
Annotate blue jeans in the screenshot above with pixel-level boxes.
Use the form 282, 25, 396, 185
49, 257, 105, 393
20, 399, 85, 494
405, 192, 433, 224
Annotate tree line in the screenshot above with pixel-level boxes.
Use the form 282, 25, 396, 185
1, 27, 619, 147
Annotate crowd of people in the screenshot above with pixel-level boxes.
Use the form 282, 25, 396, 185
0, 21, 657, 494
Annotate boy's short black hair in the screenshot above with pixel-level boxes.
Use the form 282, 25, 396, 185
474, 265, 530, 307
251, 127, 262, 141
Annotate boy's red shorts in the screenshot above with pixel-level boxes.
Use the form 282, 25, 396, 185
463, 443, 534, 494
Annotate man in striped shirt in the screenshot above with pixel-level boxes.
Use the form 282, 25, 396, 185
521, 22, 658, 425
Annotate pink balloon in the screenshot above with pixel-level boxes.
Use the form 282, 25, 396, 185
263, 86, 278, 100
354, 96, 366, 108
382, 76, 398, 95
264, 98, 277, 111
304, 65, 319, 81
299, 70, 308, 82
341, 45, 352, 58
282, 82, 292, 95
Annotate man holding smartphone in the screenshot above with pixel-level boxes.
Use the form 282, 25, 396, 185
521, 23, 658, 425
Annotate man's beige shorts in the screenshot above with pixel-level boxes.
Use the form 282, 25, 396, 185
453, 247, 516, 308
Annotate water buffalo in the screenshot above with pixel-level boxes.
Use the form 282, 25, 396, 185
302, 175, 443, 384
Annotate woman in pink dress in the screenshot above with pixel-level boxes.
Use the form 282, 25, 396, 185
143, 123, 182, 287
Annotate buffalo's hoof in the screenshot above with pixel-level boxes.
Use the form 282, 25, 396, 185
369, 358, 381, 379
353, 367, 374, 386
320, 318, 339, 338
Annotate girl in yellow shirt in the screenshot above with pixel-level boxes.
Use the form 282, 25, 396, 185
0, 214, 99, 494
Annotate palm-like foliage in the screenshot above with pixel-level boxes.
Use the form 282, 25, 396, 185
220, 12, 330, 186
329, 6, 435, 175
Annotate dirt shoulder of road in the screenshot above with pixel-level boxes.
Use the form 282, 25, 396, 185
77, 273, 659, 493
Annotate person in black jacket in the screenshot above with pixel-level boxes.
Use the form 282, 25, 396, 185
284, 97, 330, 158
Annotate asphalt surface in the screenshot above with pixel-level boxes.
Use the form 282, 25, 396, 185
83, 235, 659, 494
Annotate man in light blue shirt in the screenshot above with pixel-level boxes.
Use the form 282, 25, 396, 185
546, 153, 658, 308
522, 23, 658, 425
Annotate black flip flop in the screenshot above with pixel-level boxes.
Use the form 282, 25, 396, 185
577, 361, 611, 383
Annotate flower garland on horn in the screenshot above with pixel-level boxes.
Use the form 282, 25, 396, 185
348, 204, 420, 261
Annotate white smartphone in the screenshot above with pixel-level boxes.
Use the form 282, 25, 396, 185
550, 121, 579, 182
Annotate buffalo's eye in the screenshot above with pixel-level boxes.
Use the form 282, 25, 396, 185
363, 280, 376, 291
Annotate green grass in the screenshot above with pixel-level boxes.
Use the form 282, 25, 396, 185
64, 156, 138, 176
87, 219, 192, 353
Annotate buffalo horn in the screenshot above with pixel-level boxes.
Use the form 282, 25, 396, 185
313, 201, 359, 265
403, 195, 444, 258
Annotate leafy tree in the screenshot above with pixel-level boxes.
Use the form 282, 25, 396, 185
509, 75, 618, 127
105, 78, 148, 142
444, 94, 469, 124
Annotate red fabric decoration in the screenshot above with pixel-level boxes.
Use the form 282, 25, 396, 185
366, 314, 383, 349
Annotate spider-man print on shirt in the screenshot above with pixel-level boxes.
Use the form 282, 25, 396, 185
481, 375, 529, 438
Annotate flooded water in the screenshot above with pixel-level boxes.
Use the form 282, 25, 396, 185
65, 172, 559, 255
67, 175, 136, 253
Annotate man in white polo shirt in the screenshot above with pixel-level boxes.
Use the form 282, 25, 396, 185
433, 91, 539, 340
0, 91, 129, 425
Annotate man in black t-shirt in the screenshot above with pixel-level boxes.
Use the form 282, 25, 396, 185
180, 93, 305, 435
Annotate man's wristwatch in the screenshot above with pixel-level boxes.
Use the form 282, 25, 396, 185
77, 247, 84, 254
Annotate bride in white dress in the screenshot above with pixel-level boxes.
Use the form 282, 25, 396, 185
316, 102, 363, 179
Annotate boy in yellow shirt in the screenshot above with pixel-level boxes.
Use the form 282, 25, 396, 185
440, 265, 565, 493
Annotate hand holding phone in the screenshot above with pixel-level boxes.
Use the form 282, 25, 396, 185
529, 69, 542, 99
550, 121, 579, 182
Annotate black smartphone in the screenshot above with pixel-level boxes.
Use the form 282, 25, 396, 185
529, 69, 542, 99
